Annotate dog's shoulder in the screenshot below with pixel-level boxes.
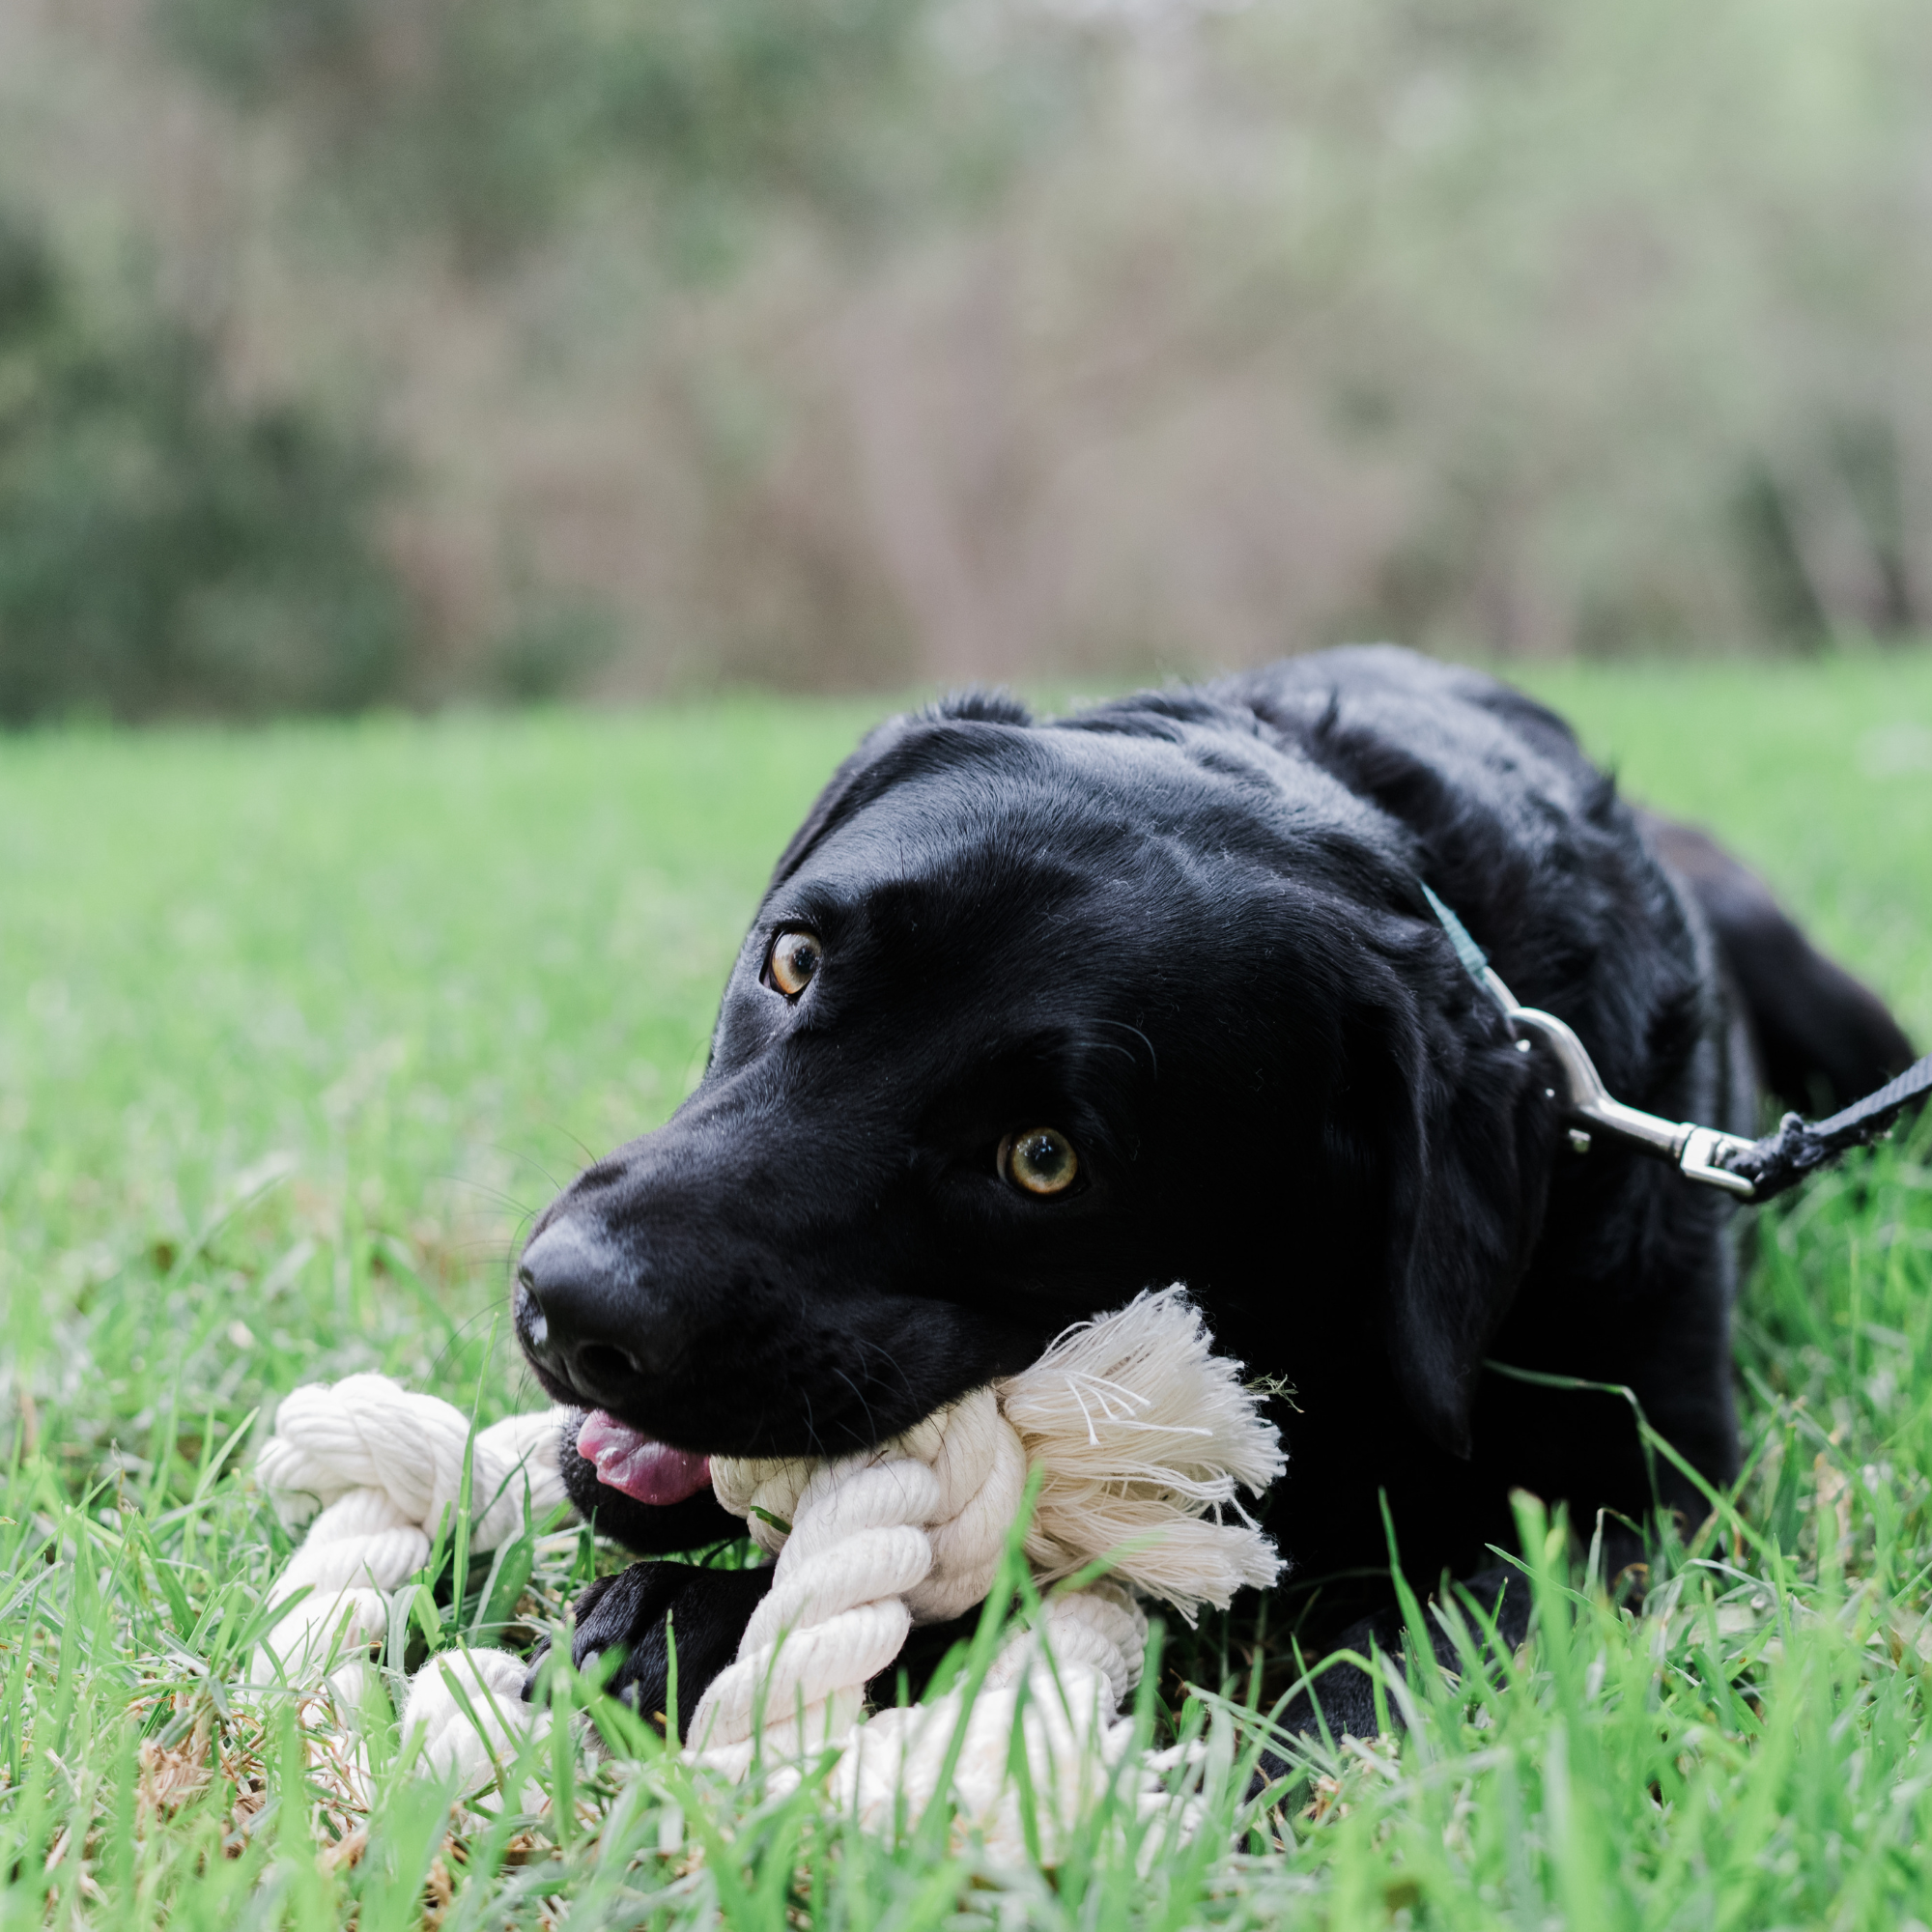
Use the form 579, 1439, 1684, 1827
1212, 646, 1605, 821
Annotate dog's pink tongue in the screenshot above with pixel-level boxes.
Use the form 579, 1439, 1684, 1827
576, 1410, 712, 1506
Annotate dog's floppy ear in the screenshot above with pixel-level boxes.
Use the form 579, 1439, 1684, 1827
924, 689, 1032, 727
768, 691, 1034, 890
767, 715, 916, 890
1353, 952, 1553, 1458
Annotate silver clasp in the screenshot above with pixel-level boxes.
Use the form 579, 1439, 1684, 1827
1501, 1001, 1757, 1200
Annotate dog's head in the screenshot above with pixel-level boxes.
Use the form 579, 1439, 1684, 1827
516, 691, 1550, 1500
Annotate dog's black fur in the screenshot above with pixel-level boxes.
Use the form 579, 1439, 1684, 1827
514, 647, 1912, 1736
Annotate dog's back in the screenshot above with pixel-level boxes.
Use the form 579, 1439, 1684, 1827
1638, 813, 1912, 1113
1223, 645, 1910, 1117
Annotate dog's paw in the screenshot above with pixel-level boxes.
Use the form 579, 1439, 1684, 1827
550, 1561, 774, 1736
1277, 1564, 1534, 1742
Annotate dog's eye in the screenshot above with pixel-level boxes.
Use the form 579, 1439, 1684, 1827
1000, 1128, 1079, 1197
766, 928, 822, 998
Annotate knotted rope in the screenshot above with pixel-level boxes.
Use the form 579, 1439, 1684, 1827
253, 1381, 566, 1710
249, 1289, 1285, 1850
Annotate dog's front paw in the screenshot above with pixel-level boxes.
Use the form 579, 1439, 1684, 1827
554, 1561, 774, 1736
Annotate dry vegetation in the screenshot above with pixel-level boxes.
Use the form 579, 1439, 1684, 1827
6, 0, 1932, 719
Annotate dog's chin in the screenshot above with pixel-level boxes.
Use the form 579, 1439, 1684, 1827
575, 1409, 714, 1506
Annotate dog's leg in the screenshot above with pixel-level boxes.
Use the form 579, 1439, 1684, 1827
1271, 1563, 1535, 1751
527, 1562, 775, 1734
1641, 811, 1914, 1111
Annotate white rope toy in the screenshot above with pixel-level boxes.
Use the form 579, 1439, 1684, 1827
249, 1381, 568, 1799
250, 1288, 1286, 1847
693, 1289, 1284, 1774
252, 1385, 565, 1703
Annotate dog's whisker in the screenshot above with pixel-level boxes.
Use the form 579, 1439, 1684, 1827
1092, 1016, 1159, 1077
831, 1368, 878, 1448
853, 1334, 919, 1413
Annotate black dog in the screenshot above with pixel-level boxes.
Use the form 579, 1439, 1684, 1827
514, 647, 1911, 1735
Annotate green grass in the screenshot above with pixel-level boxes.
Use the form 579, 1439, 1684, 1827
4, 655, 1932, 1928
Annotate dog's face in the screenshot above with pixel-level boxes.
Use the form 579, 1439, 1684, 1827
517, 696, 1548, 1477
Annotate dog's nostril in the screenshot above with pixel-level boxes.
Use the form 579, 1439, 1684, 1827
578, 1342, 643, 1384
517, 1217, 668, 1395
513, 1276, 550, 1349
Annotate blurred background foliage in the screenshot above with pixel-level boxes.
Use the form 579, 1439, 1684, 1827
1, 0, 1928, 721
0, 207, 404, 721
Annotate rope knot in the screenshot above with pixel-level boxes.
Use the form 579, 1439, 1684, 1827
248, 1286, 1285, 1855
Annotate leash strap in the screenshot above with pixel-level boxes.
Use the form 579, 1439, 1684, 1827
1419, 880, 1928, 1204
1725, 1052, 1932, 1202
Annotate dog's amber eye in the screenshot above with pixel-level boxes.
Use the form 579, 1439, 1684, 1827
766, 928, 822, 998
1001, 1128, 1079, 1197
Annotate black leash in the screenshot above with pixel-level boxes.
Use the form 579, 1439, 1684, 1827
1724, 1055, 1932, 1201
1421, 884, 1930, 1205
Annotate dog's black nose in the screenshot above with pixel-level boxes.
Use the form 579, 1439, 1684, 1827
516, 1217, 661, 1405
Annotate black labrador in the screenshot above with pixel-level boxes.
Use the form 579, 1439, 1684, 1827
513, 647, 1912, 1737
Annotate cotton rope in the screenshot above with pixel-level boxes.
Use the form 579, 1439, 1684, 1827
248, 1288, 1286, 1854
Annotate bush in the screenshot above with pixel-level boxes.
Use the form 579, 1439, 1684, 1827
0, 209, 410, 724
154, 0, 1060, 266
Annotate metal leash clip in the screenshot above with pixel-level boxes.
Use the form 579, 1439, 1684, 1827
1422, 886, 1760, 1200
1492, 979, 1758, 1200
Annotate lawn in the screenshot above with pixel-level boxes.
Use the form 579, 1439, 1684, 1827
4, 654, 1932, 1929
